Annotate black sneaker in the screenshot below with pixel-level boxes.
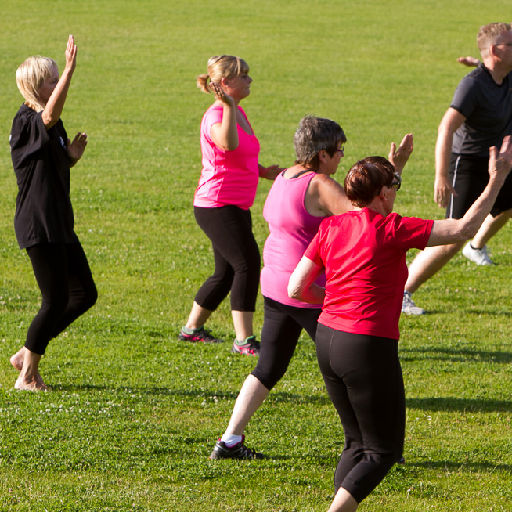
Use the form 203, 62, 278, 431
178, 327, 223, 343
231, 336, 260, 356
209, 435, 263, 460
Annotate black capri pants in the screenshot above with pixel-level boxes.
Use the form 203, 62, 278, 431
251, 297, 321, 390
315, 323, 405, 504
26, 242, 97, 355
193, 205, 260, 312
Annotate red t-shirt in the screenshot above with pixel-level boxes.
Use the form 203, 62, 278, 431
304, 208, 433, 340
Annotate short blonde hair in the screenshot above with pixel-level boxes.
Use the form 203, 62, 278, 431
477, 22, 511, 59
196, 55, 249, 94
15, 56, 57, 112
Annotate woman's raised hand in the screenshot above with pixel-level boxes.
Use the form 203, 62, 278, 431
388, 133, 413, 175
65, 34, 78, 73
492, 135, 512, 177
210, 82, 235, 107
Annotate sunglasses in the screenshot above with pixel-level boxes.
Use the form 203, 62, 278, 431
390, 172, 401, 191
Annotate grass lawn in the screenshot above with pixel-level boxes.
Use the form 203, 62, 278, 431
0, 1, 511, 510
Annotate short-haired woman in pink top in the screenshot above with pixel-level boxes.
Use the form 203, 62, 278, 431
209, 116, 413, 460
179, 56, 280, 354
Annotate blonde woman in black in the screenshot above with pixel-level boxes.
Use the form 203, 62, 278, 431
9, 35, 97, 391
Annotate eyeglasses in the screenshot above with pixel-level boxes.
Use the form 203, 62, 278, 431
335, 145, 345, 155
390, 172, 402, 191
496, 42, 512, 47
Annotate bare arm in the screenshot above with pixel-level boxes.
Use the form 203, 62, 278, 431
209, 82, 239, 151
287, 255, 325, 304
427, 136, 512, 246
307, 174, 352, 216
434, 107, 466, 208
457, 56, 480, 67
42, 35, 77, 129
258, 164, 283, 180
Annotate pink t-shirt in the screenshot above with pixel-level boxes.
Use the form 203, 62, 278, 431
261, 171, 325, 308
305, 208, 433, 340
193, 105, 261, 210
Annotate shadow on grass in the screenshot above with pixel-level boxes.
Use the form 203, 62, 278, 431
400, 346, 512, 364
467, 308, 512, 318
410, 460, 512, 473
403, 308, 512, 317
51, 384, 331, 404
406, 397, 511, 413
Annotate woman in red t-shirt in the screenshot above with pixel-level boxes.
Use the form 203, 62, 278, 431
288, 137, 512, 512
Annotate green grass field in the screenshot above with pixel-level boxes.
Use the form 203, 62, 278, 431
0, 1, 511, 510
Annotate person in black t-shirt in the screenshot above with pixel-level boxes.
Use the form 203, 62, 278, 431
9, 35, 97, 391
403, 23, 512, 315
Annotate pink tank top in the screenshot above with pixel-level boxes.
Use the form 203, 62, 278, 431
261, 171, 326, 308
193, 105, 260, 210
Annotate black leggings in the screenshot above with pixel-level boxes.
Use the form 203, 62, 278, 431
251, 297, 321, 390
26, 242, 97, 355
315, 323, 405, 503
193, 206, 260, 312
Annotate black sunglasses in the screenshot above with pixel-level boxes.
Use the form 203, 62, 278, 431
390, 172, 401, 191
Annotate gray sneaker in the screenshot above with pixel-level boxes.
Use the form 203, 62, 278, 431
402, 291, 425, 315
462, 243, 494, 266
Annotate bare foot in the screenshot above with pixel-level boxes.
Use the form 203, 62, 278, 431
9, 348, 25, 371
15, 374, 48, 392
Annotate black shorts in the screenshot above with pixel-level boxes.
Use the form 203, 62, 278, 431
447, 154, 512, 219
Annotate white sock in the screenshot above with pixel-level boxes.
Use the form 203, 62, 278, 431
221, 433, 242, 447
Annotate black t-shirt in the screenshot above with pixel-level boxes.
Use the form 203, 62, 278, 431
451, 64, 512, 157
10, 104, 78, 249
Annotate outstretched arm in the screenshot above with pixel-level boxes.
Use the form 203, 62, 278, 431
42, 35, 77, 128
428, 136, 512, 245
258, 164, 283, 180
457, 56, 480, 67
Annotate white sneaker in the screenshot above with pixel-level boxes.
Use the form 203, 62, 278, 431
462, 243, 494, 266
401, 291, 425, 315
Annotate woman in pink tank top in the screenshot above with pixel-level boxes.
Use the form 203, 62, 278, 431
179, 55, 280, 354
210, 116, 352, 459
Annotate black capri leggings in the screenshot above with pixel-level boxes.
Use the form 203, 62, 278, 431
315, 323, 405, 504
193, 205, 260, 312
26, 242, 97, 355
251, 297, 321, 390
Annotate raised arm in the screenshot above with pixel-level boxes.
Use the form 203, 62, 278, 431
209, 82, 239, 151
434, 107, 466, 208
42, 35, 77, 129
287, 255, 325, 304
427, 136, 512, 246
388, 133, 413, 175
